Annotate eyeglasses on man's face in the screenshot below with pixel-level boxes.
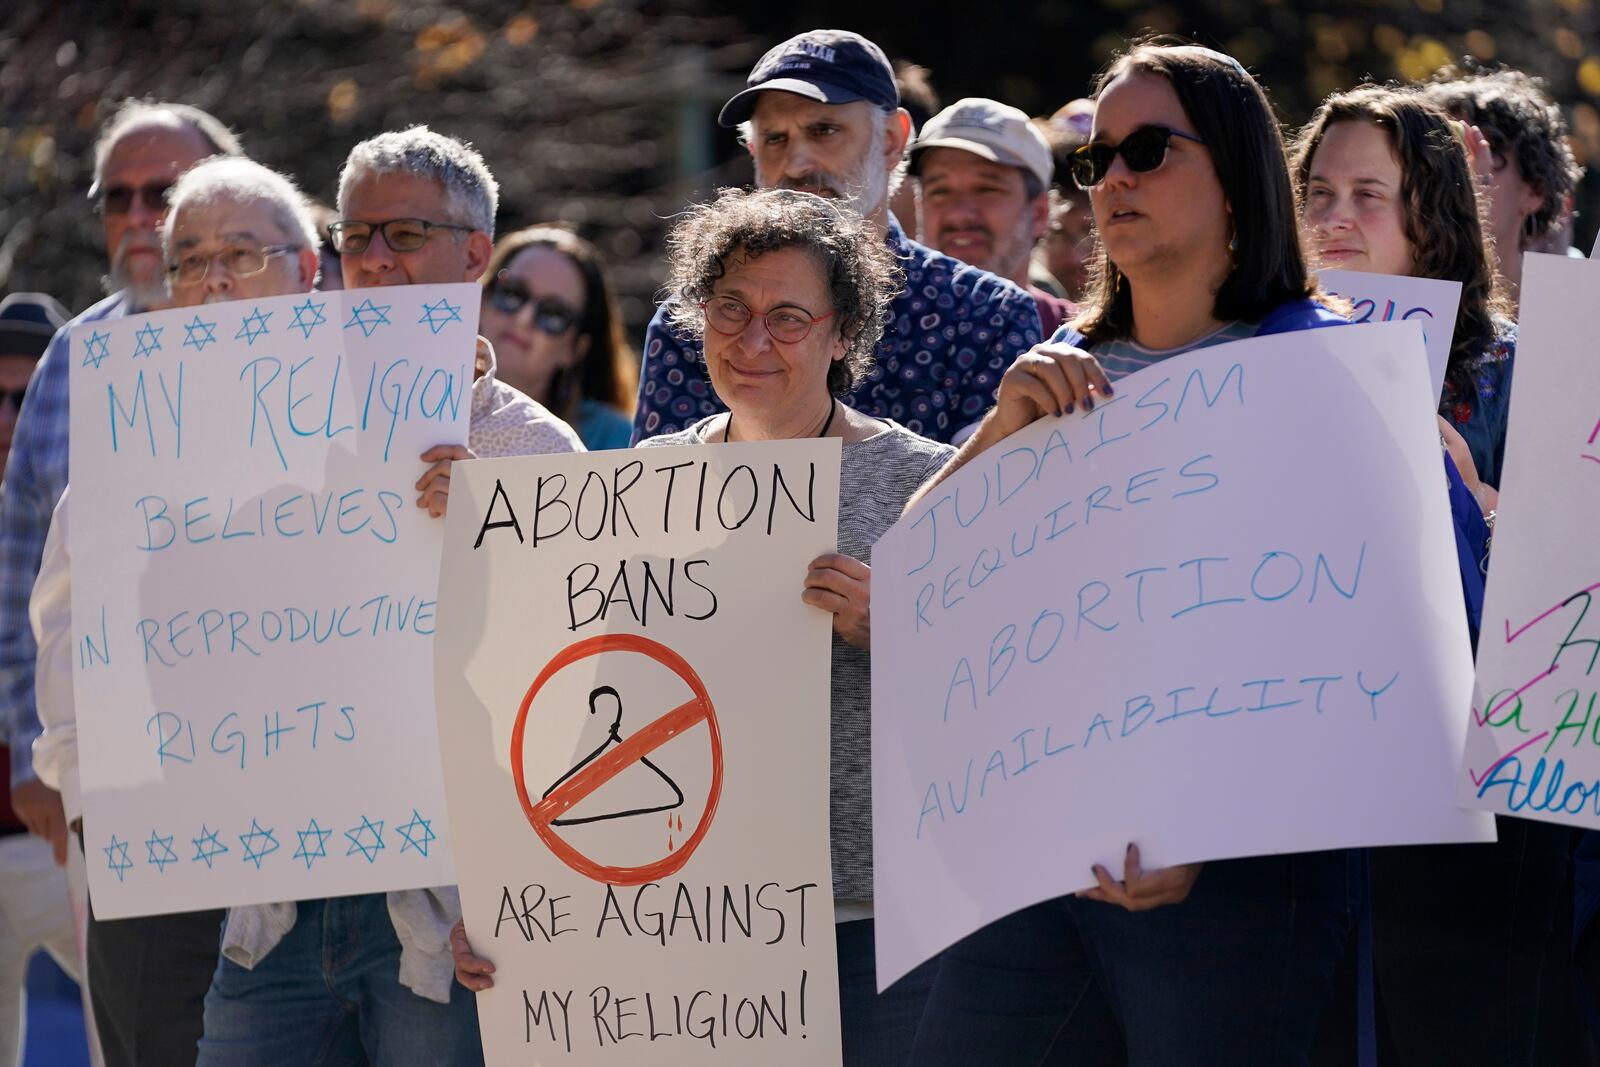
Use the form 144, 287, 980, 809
167, 243, 298, 284
700, 294, 835, 344
100, 180, 173, 215
326, 218, 473, 254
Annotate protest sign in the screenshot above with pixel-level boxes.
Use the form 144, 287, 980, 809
434, 440, 844, 1065
1318, 269, 1462, 402
1460, 254, 1600, 826
871, 321, 1495, 987
68, 284, 477, 917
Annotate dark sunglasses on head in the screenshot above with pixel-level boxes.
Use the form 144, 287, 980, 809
1070, 125, 1206, 189
486, 274, 579, 336
100, 180, 173, 215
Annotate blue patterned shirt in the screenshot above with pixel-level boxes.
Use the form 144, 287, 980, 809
1, 291, 129, 786
630, 216, 1042, 443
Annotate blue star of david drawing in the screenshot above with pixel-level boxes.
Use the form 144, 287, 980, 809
192, 824, 229, 868
293, 817, 333, 870
344, 815, 385, 863
395, 809, 437, 857
182, 315, 218, 353
418, 298, 464, 335
82, 329, 111, 370
131, 322, 163, 359
145, 829, 178, 873
104, 835, 133, 882
288, 298, 328, 340
239, 819, 280, 869
344, 298, 392, 338
234, 308, 272, 346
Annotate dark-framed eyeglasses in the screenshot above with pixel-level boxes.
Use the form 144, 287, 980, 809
1070, 125, 1206, 189
100, 180, 174, 215
167, 244, 299, 284
326, 218, 474, 254
0, 384, 27, 411
485, 273, 580, 336
700, 295, 835, 344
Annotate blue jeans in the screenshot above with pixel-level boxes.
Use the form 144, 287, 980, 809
197, 894, 481, 1067
836, 917, 937, 1064
910, 851, 1355, 1066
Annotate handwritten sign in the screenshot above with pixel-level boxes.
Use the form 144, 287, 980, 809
68, 284, 478, 918
433, 441, 844, 1065
1318, 269, 1462, 403
870, 321, 1495, 987
1459, 253, 1600, 825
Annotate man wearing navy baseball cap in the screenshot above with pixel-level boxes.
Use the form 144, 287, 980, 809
632, 29, 1042, 446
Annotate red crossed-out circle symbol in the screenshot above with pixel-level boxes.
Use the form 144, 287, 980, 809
510, 633, 723, 884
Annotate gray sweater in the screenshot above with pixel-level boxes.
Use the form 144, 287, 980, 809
641, 417, 954, 901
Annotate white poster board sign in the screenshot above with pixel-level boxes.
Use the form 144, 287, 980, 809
871, 321, 1494, 987
1460, 254, 1600, 825
1318, 269, 1462, 403
434, 441, 844, 1065
68, 284, 477, 917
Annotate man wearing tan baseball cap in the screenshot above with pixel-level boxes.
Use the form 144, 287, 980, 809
911, 97, 1075, 334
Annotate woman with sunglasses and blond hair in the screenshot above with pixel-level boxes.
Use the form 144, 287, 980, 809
478, 226, 637, 451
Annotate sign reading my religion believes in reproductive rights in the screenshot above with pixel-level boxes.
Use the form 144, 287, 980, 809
68, 283, 477, 918
1459, 253, 1600, 826
433, 440, 844, 1065
870, 320, 1497, 989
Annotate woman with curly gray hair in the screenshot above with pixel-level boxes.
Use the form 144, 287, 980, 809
651, 186, 953, 1060
451, 187, 952, 1060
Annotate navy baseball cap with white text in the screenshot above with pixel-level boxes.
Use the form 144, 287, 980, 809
718, 30, 899, 128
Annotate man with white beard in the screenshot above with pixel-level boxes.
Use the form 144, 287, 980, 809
0, 101, 242, 1065
630, 30, 1041, 445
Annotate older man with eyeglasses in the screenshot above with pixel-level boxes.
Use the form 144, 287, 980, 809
0, 98, 240, 1067
185, 126, 579, 1067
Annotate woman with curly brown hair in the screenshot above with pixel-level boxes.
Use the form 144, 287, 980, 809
1294, 84, 1588, 1066
1293, 84, 1515, 492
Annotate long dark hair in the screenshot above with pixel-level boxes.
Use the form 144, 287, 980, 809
481, 225, 637, 420
1290, 85, 1506, 404
1074, 40, 1317, 343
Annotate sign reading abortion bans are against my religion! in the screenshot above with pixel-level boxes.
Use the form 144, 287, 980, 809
434, 440, 845, 1065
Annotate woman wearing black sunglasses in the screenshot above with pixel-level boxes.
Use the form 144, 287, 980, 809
478, 226, 637, 451
907, 41, 1358, 1066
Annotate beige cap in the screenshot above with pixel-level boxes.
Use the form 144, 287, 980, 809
910, 97, 1054, 189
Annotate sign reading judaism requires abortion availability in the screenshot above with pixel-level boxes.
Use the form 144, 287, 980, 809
434, 440, 844, 1065
871, 320, 1496, 988
1460, 253, 1600, 826
68, 283, 477, 917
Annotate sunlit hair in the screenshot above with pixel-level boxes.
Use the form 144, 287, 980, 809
1291, 85, 1507, 405
338, 125, 498, 238
163, 156, 320, 258
1423, 66, 1581, 243
663, 187, 902, 395
481, 225, 637, 419
1073, 39, 1318, 343
91, 99, 243, 196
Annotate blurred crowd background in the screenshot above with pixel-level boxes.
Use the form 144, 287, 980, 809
3, 0, 1599, 346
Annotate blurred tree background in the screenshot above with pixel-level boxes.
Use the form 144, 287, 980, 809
3, 0, 1597, 342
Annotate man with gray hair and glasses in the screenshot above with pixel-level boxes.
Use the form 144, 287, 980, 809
193, 126, 579, 1067
631, 29, 1042, 445
0, 98, 240, 1067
